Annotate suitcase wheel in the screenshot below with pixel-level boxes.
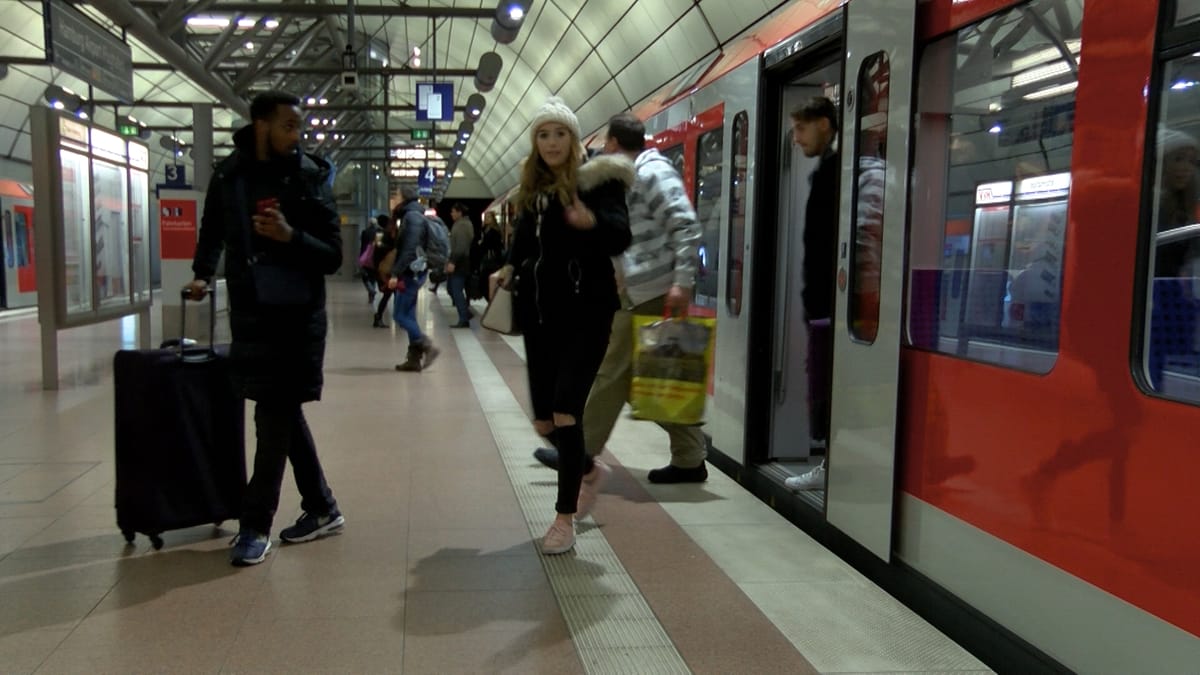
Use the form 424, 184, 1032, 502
149, 534, 164, 550
122, 530, 135, 545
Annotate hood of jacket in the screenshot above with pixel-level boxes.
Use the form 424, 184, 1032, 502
634, 147, 675, 174
222, 124, 333, 182
578, 153, 635, 193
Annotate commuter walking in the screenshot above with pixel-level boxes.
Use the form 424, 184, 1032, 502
388, 185, 441, 371
531, 112, 706, 490
446, 202, 474, 327
186, 90, 345, 566
493, 97, 633, 554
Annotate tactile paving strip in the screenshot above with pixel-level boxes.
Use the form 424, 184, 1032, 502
454, 330, 691, 675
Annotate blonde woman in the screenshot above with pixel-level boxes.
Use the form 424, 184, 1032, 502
494, 97, 634, 553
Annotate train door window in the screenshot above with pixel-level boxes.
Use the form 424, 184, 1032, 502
1138, 51, 1200, 405
727, 111, 749, 317
1179, 0, 1200, 25
661, 144, 685, 177
694, 127, 725, 308
848, 52, 889, 343
906, 0, 1082, 374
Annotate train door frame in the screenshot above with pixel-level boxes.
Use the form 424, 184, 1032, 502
824, 0, 918, 562
745, 13, 844, 504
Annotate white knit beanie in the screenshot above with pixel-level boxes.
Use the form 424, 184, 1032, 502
529, 96, 581, 145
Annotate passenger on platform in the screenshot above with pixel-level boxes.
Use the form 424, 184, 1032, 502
785, 96, 840, 491
388, 185, 442, 371
531, 111, 706, 492
359, 214, 384, 305
372, 214, 400, 328
471, 211, 505, 300
447, 202, 474, 327
186, 90, 345, 566
492, 97, 634, 554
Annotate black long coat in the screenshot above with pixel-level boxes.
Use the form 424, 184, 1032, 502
192, 126, 343, 402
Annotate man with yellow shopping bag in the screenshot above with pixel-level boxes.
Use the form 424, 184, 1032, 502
533, 112, 707, 503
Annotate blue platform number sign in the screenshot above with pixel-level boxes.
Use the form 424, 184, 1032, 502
415, 82, 454, 122
164, 164, 187, 187
417, 165, 436, 196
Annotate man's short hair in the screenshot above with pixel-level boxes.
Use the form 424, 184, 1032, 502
250, 91, 302, 122
451, 202, 469, 216
400, 184, 420, 201
790, 97, 838, 133
375, 214, 390, 228
606, 112, 646, 152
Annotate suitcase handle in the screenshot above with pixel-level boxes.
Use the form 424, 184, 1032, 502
177, 285, 218, 361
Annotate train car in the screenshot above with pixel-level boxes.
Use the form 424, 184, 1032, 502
590, 0, 1199, 671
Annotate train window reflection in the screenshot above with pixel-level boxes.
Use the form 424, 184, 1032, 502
848, 52, 888, 343
1140, 54, 1200, 405
727, 112, 749, 317
694, 127, 724, 309
1178, 0, 1200, 26
906, 0, 1081, 374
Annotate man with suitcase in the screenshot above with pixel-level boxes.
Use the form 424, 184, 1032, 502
186, 90, 345, 566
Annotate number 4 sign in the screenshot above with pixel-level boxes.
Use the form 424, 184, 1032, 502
417, 165, 436, 196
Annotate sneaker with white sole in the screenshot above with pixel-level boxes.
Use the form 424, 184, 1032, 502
784, 461, 827, 491
229, 530, 271, 566
280, 510, 345, 543
541, 520, 576, 555
575, 460, 612, 521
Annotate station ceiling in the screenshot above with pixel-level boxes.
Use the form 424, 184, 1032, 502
0, 0, 825, 197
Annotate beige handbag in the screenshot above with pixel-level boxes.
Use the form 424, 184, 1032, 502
481, 286, 518, 334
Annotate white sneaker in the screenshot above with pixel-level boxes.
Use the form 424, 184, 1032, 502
785, 461, 826, 490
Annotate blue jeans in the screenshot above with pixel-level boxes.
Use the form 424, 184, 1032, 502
393, 272, 427, 343
448, 271, 470, 323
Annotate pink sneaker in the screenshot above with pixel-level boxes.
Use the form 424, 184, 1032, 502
541, 519, 576, 555
575, 460, 612, 521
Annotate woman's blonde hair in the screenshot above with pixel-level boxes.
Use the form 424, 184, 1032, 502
517, 126, 582, 211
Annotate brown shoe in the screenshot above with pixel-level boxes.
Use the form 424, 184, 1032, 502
420, 340, 440, 369
395, 345, 422, 372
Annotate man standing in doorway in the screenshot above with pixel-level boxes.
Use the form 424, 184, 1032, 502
786, 96, 839, 491
532, 112, 705, 515
186, 90, 346, 566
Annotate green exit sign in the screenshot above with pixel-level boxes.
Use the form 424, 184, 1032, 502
410, 129, 431, 141
117, 122, 140, 137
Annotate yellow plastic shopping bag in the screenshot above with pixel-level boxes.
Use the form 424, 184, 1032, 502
629, 315, 716, 425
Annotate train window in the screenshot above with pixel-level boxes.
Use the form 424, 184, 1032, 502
907, 0, 1082, 374
1178, 0, 1200, 26
726, 111, 749, 317
1139, 54, 1200, 405
661, 144, 685, 177
694, 127, 724, 309
848, 52, 889, 343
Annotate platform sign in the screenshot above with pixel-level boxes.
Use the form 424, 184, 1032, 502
416, 82, 454, 122
43, 0, 134, 103
164, 164, 187, 188
417, 166, 436, 196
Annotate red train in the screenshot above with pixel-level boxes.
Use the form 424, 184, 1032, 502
492, 0, 1200, 669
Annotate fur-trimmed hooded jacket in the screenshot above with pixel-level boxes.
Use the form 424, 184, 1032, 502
508, 153, 635, 321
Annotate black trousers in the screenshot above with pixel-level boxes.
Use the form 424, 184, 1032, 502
240, 399, 336, 535
522, 309, 614, 514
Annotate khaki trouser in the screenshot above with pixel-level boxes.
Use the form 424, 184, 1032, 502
582, 293, 707, 468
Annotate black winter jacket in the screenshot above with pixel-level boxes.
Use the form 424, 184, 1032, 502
192, 126, 342, 402
508, 154, 635, 323
803, 149, 840, 321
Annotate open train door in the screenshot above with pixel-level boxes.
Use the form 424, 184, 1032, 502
825, 0, 917, 561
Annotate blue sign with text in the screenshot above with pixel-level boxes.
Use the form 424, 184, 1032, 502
415, 82, 454, 122
417, 165, 436, 196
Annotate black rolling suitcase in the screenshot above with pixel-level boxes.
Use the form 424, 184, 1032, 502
113, 288, 246, 549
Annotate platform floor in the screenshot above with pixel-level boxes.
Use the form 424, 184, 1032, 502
0, 280, 990, 674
